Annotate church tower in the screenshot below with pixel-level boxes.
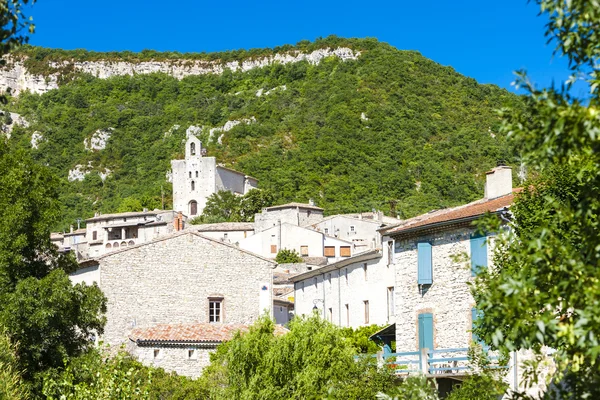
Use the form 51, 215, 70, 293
171, 127, 258, 217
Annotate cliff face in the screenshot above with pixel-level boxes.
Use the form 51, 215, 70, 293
0, 47, 360, 96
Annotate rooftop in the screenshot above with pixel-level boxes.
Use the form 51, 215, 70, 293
381, 189, 520, 237
264, 202, 324, 212
194, 222, 254, 232
86, 210, 167, 222
130, 323, 288, 344
290, 249, 382, 282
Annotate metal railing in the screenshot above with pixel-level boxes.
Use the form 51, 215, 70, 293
371, 347, 507, 375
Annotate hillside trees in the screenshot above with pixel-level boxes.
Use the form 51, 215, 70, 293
190, 188, 274, 224
0, 142, 107, 391
5, 38, 523, 230
472, 0, 600, 397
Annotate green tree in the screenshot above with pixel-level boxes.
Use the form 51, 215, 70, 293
117, 196, 143, 212
195, 190, 242, 224
200, 314, 396, 399
0, 143, 106, 392
238, 188, 274, 221
472, 0, 600, 397
274, 248, 303, 264
0, 330, 29, 399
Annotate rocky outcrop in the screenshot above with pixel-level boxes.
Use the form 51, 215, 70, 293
84, 128, 114, 151
1, 47, 360, 96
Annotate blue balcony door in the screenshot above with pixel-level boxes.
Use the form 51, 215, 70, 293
418, 313, 434, 350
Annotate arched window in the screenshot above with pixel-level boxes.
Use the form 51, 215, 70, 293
105, 243, 112, 249
128, 240, 135, 246
190, 200, 198, 216
190, 142, 196, 156
191, 181, 195, 191
113, 242, 119, 248
121, 241, 127, 247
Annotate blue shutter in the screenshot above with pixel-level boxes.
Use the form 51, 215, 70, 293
470, 236, 488, 276
418, 313, 434, 350
417, 242, 433, 284
471, 307, 483, 343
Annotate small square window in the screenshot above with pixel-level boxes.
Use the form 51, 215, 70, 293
350, 225, 355, 232
324, 228, 329, 235
153, 349, 160, 359
301, 245, 309, 256
224, 233, 228, 239
188, 349, 196, 359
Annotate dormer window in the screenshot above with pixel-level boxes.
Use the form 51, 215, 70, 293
190, 142, 196, 156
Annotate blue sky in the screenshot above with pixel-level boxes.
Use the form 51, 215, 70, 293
26, 0, 577, 94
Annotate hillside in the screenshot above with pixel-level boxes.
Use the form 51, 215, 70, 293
1, 37, 524, 230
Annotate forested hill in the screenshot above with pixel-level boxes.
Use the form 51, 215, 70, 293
2, 37, 523, 230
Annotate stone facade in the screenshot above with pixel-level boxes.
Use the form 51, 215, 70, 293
392, 227, 494, 352
75, 231, 275, 347
128, 343, 214, 379
171, 131, 257, 217
254, 203, 324, 233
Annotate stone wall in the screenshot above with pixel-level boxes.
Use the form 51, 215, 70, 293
129, 342, 214, 379
96, 232, 274, 346
393, 227, 494, 352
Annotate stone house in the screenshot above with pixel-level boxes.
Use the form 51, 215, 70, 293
254, 202, 324, 233
381, 166, 515, 353
72, 231, 275, 348
171, 130, 257, 217
291, 248, 397, 328
193, 222, 254, 245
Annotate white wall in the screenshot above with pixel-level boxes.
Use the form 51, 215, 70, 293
69, 265, 100, 286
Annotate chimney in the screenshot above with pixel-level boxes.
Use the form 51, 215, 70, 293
308, 198, 315, 206
172, 211, 185, 231
143, 207, 148, 213
485, 166, 513, 199
70, 225, 74, 233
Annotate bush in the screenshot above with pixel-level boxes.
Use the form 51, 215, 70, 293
275, 248, 303, 263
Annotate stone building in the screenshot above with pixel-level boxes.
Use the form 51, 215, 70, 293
171, 130, 257, 217
381, 166, 515, 353
73, 231, 275, 348
291, 248, 397, 328
193, 222, 254, 244
254, 202, 324, 233
128, 323, 288, 378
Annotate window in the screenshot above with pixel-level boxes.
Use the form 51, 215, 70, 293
301, 245, 309, 256
209, 299, 222, 323
363, 300, 370, 324
345, 304, 350, 326
340, 246, 351, 257
270, 244, 277, 254
387, 241, 393, 265
189, 171, 192, 178
153, 349, 160, 359
92, 231, 97, 241
188, 349, 196, 360
363, 263, 368, 281
417, 242, 433, 285
350, 225, 355, 233
387, 287, 395, 320
223, 233, 228, 240
105, 243, 112, 249
190, 142, 196, 156
418, 313, 434, 350
191, 181, 195, 191
195, 171, 199, 178
328, 308, 333, 322
324, 228, 329, 235
324, 246, 335, 257
189, 200, 198, 216
470, 235, 488, 276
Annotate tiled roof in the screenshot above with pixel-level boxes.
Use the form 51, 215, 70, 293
381, 190, 520, 237
194, 222, 254, 232
274, 287, 294, 297
265, 202, 324, 212
130, 323, 288, 344
273, 272, 293, 284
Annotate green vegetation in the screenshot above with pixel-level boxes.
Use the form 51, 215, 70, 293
274, 248, 303, 264
4, 37, 523, 230
472, 0, 600, 397
189, 188, 274, 224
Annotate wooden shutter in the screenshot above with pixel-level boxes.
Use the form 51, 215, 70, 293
270, 245, 277, 254
324, 246, 335, 257
418, 313, 434, 350
301, 245, 309, 256
417, 242, 433, 285
470, 236, 488, 276
340, 246, 351, 257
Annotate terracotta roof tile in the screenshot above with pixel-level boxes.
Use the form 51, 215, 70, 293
130, 323, 287, 344
382, 190, 521, 236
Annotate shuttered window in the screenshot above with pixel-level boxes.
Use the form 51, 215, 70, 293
418, 313, 434, 350
270, 245, 277, 254
324, 246, 335, 257
417, 242, 433, 285
300, 245, 309, 256
470, 236, 488, 276
340, 246, 351, 257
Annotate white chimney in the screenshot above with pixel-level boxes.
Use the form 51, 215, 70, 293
485, 166, 513, 199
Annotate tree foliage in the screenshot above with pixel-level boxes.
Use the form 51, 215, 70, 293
473, 0, 600, 397
4, 37, 523, 230
190, 188, 274, 224
0, 142, 107, 392
0, 330, 29, 399
200, 314, 396, 399
274, 248, 303, 264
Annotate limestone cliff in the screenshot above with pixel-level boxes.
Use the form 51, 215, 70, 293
0, 47, 360, 96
